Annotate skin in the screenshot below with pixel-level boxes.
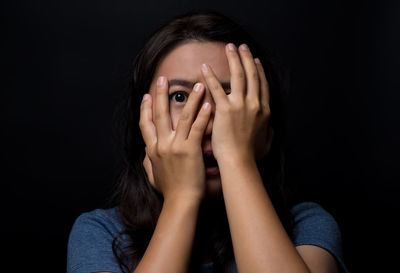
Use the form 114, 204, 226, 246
132, 41, 340, 273
143, 41, 231, 199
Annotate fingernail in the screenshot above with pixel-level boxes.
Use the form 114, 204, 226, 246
254, 58, 261, 64
239, 44, 249, 51
143, 94, 150, 101
194, 83, 202, 92
157, 76, 166, 86
203, 102, 210, 109
227, 43, 236, 51
202, 64, 209, 73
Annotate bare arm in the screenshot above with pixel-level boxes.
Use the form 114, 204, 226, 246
136, 74, 212, 272
219, 157, 311, 273
133, 196, 200, 273
96, 197, 201, 273
296, 245, 339, 273
201, 43, 340, 273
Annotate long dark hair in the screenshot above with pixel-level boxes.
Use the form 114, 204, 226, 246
111, 10, 293, 273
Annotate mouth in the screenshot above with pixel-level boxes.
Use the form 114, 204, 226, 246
203, 153, 219, 176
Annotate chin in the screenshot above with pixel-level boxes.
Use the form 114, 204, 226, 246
204, 175, 222, 200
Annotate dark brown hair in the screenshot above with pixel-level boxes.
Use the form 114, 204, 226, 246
111, 10, 293, 273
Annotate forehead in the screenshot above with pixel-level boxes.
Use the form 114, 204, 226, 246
154, 41, 230, 82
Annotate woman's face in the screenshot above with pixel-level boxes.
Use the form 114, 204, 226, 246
149, 41, 230, 198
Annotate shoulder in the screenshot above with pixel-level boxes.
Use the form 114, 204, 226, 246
70, 207, 124, 235
290, 202, 348, 273
68, 207, 125, 251
67, 207, 125, 273
290, 202, 341, 246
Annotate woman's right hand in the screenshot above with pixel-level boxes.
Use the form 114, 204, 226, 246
139, 76, 212, 202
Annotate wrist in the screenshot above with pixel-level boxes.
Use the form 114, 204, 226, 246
163, 191, 203, 208
217, 152, 259, 182
162, 196, 201, 222
216, 150, 256, 168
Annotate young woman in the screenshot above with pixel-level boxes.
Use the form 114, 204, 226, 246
67, 11, 348, 273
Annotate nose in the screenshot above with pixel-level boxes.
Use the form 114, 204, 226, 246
201, 86, 215, 136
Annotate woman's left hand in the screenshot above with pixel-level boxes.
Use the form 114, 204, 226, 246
201, 43, 273, 163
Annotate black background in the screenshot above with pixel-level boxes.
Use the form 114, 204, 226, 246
2, 0, 399, 272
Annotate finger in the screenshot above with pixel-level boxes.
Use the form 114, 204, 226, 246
225, 43, 246, 99
143, 149, 156, 190
201, 64, 228, 105
139, 94, 157, 146
175, 83, 205, 141
154, 76, 172, 137
188, 102, 212, 143
254, 58, 270, 110
238, 44, 260, 101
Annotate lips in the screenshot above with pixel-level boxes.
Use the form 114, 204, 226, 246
203, 154, 218, 168
203, 151, 219, 176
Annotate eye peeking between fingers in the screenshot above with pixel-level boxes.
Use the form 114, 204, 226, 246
169, 91, 189, 105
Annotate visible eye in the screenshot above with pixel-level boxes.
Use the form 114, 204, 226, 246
225, 89, 232, 95
169, 91, 189, 104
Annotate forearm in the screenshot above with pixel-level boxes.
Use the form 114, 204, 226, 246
219, 156, 310, 273
133, 196, 200, 273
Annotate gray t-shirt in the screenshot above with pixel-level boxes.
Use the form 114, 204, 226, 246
67, 202, 348, 273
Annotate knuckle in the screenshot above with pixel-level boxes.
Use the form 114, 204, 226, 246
235, 71, 245, 81
232, 100, 244, 111
147, 146, 156, 157
170, 144, 180, 155
249, 101, 261, 112
250, 71, 259, 81
218, 104, 230, 114
140, 102, 145, 112
139, 117, 148, 128
190, 123, 200, 134
138, 119, 144, 129
156, 143, 168, 156
171, 142, 187, 156
204, 73, 213, 81
190, 122, 203, 135
179, 111, 190, 122
156, 84, 166, 94
210, 82, 221, 91
264, 104, 271, 116
260, 110, 270, 123
154, 111, 164, 121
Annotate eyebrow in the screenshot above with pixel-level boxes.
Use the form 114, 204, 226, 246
168, 79, 231, 90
